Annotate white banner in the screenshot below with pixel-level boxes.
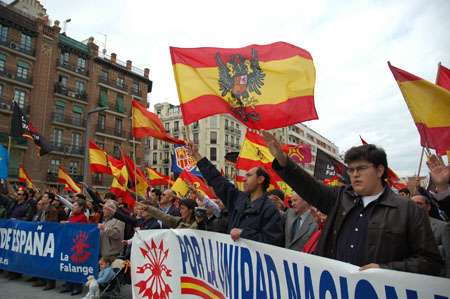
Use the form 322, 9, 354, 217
130, 229, 449, 299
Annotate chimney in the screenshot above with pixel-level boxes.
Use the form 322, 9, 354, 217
126, 60, 132, 70
144, 68, 149, 78
88, 36, 98, 56
111, 53, 117, 63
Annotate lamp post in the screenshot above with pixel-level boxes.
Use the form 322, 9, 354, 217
83, 107, 109, 184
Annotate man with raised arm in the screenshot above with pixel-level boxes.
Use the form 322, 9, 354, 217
261, 130, 442, 276
186, 141, 283, 246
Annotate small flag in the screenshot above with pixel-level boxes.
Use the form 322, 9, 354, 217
314, 148, 350, 184
122, 152, 149, 196
58, 166, 82, 193
171, 170, 215, 198
10, 102, 53, 157
89, 141, 112, 174
171, 145, 202, 177
132, 99, 185, 145
18, 165, 33, 188
146, 165, 174, 186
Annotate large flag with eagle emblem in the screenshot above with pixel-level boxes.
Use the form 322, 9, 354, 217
170, 42, 317, 130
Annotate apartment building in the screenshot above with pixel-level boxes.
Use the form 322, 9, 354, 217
0, 0, 152, 189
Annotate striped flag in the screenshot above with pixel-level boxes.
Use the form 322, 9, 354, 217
89, 141, 112, 174
171, 170, 215, 199
122, 152, 149, 196
132, 99, 185, 145
18, 165, 33, 188
388, 62, 450, 151
58, 166, 81, 193
436, 63, 450, 91
146, 166, 174, 186
170, 42, 317, 130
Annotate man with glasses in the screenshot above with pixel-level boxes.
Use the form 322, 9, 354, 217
261, 130, 442, 276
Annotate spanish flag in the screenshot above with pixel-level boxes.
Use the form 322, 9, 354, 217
89, 141, 112, 174
132, 99, 185, 145
437, 63, 450, 91
18, 165, 34, 188
146, 166, 174, 186
170, 42, 317, 130
122, 152, 149, 196
109, 162, 133, 206
171, 170, 215, 198
58, 166, 82, 193
180, 276, 225, 299
106, 154, 127, 186
388, 62, 450, 151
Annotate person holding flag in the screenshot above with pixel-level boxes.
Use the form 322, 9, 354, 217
186, 141, 283, 246
261, 130, 443, 276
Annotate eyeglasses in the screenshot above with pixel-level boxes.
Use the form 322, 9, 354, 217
17, 193, 25, 196
346, 165, 375, 175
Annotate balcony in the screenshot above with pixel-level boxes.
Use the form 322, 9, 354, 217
95, 124, 128, 139
50, 141, 85, 156
98, 75, 128, 92
0, 67, 33, 85
131, 87, 141, 98
54, 83, 88, 101
56, 60, 89, 77
51, 112, 86, 127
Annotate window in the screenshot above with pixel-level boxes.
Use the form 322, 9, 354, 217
53, 128, 63, 146
193, 121, 199, 129
164, 152, 169, 160
131, 82, 139, 94
96, 142, 104, 150
152, 153, 157, 165
193, 133, 199, 144
55, 100, 65, 121
225, 134, 228, 145
116, 95, 125, 113
0, 53, 6, 72
0, 85, 2, 99
115, 118, 122, 135
97, 114, 105, 130
164, 168, 169, 176
59, 75, 68, 87
75, 81, 84, 93
156, 109, 161, 116
210, 116, 217, 128
210, 131, 217, 144
117, 77, 124, 89
77, 57, 86, 71
73, 106, 82, 126
71, 133, 80, 148
231, 136, 234, 146
99, 90, 108, 107
0, 25, 8, 44
225, 119, 229, 129
153, 139, 158, 150
113, 143, 120, 158
165, 122, 170, 132
69, 161, 79, 176
14, 90, 26, 108
100, 70, 108, 81
16, 60, 29, 79
174, 121, 179, 132
60, 51, 69, 66
19, 33, 32, 53
50, 158, 61, 173
210, 148, 217, 161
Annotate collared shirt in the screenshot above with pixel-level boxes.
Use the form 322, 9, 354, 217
161, 204, 172, 214
335, 189, 384, 266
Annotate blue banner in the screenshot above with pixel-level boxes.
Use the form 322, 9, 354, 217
0, 220, 99, 283
171, 145, 202, 177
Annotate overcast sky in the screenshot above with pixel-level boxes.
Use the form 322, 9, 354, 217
36, 0, 450, 177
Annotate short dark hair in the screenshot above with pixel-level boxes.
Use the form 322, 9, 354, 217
256, 167, 271, 191
99, 256, 113, 265
344, 144, 388, 181
75, 193, 86, 201
399, 188, 410, 196
152, 188, 162, 199
267, 189, 284, 201
74, 199, 87, 212
45, 192, 56, 202
104, 192, 116, 201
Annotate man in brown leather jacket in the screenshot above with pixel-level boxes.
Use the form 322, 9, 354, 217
262, 130, 442, 276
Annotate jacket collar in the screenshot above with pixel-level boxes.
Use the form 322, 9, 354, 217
344, 185, 398, 207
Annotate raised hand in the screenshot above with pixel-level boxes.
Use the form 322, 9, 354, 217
261, 129, 287, 166
426, 154, 450, 193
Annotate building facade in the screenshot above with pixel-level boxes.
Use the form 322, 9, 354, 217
0, 0, 152, 190
148, 102, 339, 180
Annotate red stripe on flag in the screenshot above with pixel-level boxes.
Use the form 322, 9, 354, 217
388, 63, 422, 82
181, 94, 317, 130
180, 276, 225, 299
171, 42, 313, 68
416, 123, 450, 150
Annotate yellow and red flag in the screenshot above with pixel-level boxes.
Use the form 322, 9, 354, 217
106, 154, 127, 186
437, 63, 450, 91
132, 99, 185, 145
89, 141, 112, 174
110, 163, 134, 207
18, 165, 34, 188
122, 152, 149, 196
388, 62, 450, 151
171, 170, 215, 198
170, 42, 318, 130
146, 166, 174, 186
58, 166, 82, 193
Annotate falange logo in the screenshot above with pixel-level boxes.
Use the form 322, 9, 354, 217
59, 231, 95, 276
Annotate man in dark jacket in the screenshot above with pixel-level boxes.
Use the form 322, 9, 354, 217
187, 141, 283, 246
0, 188, 35, 221
262, 130, 442, 276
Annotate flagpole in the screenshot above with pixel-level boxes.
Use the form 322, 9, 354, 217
436, 62, 441, 84
133, 137, 137, 197
415, 147, 425, 193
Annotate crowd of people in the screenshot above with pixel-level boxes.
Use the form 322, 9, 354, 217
0, 131, 449, 297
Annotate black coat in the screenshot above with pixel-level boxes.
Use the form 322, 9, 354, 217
0, 193, 35, 221
197, 157, 283, 246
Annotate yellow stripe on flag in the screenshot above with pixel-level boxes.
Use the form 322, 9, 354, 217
181, 282, 222, 299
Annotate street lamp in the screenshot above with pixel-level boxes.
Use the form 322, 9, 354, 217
83, 106, 109, 183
